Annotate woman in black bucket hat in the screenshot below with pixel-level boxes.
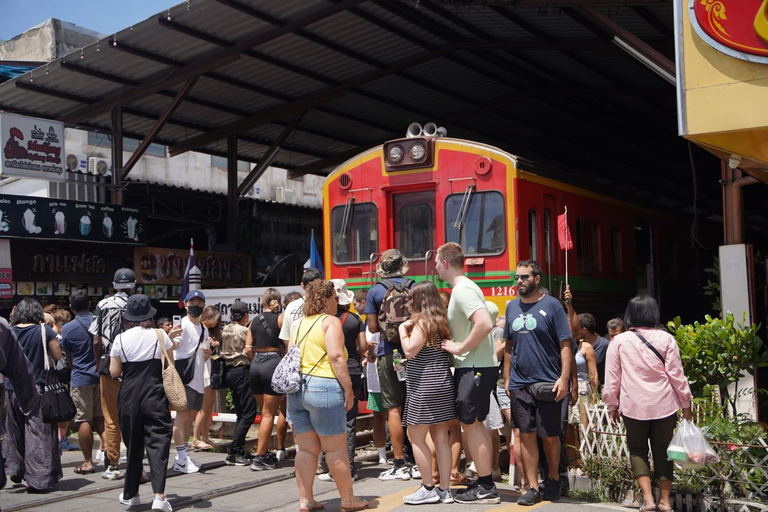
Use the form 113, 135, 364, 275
109, 294, 175, 512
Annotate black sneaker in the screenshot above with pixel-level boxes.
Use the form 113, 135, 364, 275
264, 452, 278, 463
226, 452, 250, 466
542, 478, 562, 501
240, 450, 255, 461
518, 488, 542, 506
250, 455, 276, 471
454, 482, 501, 504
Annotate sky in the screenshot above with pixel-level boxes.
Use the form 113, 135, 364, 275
0, 0, 177, 42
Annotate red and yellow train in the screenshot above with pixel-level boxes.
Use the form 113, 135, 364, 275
322, 123, 710, 324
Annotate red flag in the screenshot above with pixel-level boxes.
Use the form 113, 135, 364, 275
557, 213, 573, 250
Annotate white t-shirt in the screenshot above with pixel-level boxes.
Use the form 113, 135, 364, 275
174, 316, 209, 394
279, 298, 305, 342
365, 327, 381, 393
111, 327, 173, 362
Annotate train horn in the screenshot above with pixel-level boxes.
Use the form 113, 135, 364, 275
437, 126, 447, 137
423, 122, 438, 137
406, 122, 423, 138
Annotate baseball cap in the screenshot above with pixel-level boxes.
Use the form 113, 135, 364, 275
184, 290, 206, 302
230, 300, 248, 320
113, 268, 136, 290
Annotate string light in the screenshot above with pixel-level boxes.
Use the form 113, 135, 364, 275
186, 0, 190, 10
112, 34, 118, 47
45, 64, 49, 75
96, 42, 100, 52
80, 48, 84, 60
167, 9, 172, 21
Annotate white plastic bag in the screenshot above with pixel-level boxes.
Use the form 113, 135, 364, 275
667, 419, 720, 469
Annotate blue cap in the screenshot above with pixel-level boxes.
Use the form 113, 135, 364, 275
184, 290, 206, 302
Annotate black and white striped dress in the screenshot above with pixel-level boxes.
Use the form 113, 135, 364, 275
403, 334, 456, 425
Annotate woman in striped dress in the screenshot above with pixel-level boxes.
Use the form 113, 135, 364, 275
398, 281, 456, 505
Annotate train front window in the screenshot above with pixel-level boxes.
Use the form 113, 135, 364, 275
393, 191, 435, 259
330, 202, 378, 263
445, 191, 505, 255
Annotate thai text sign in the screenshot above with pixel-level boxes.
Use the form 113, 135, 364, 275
0, 193, 145, 244
135, 247, 252, 288
691, 0, 768, 61
1, 113, 65, 180
200, 286, 302, 324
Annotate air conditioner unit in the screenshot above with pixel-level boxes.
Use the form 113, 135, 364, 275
87, 157, 112, 177
64, 152, 88, 173
275, 187, 294, 203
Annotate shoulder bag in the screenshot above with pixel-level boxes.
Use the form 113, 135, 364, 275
155, 329, 187, 410
630, 329, 665, 365
527, 381, 560, 402
40, 325, 77, 424
271, 315, 326, 394
175, 324, 205, 385
209, 341, 227, 390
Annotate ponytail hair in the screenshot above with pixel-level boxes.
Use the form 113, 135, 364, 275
261, 288, 282, 312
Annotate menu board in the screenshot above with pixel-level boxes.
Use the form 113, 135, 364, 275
0, 193, 146, 244
1, 113, 65, 181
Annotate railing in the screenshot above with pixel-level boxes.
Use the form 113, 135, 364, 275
579, 404, 768, 503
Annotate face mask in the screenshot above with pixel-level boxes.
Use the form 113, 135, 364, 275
187, 305, 203, 318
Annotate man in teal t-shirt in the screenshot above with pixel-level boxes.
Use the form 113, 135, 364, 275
436, 242, 500, 505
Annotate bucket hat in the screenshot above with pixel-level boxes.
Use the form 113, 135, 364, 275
123, 294, 157, 322
376, 249, 409, 278
330, 279, 355, 306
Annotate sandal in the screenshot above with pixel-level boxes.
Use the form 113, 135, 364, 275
191, 440, 213, 450
450, 472, 472, 485
299, 501, 325, 512
639, 505, 657, 512
340, 498, 368, 512
74, 465, 96, 475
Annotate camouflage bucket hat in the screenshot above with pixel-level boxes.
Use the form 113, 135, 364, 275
376, 249, 409, 278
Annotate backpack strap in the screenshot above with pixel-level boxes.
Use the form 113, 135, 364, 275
258, 314, 276, 339
379, 279, 396, 291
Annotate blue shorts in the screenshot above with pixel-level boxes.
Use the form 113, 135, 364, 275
287, 375, 347, 437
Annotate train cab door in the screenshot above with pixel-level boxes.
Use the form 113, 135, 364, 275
542, 195, 559, 294
635, 219, 656, 298
392, 190, 435, 277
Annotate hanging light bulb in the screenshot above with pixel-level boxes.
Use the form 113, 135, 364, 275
167, 9, 172, 21
80, 49, 84, 60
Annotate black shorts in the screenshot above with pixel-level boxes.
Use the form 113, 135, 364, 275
377, 353, 406, 409
249, 353, 281, 396
509, 387, 569, 437
454, 366, 498, 425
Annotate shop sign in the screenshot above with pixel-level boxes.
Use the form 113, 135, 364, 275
135, 247, 251, 288
691, 0, 768, 62
0, 193, 145, 244
1, 113, 65, 180
201, 286, 302, 324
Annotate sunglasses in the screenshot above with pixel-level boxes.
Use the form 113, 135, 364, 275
513, 274, 532, 281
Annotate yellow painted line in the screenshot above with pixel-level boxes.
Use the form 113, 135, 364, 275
486, 492, 551, 512
366, 484, 420, 511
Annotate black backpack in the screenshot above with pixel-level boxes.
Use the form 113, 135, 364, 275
95, 294, 128, 376
377, 278, 414, 346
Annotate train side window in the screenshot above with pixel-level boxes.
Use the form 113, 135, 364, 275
528, 210, 538, 261
330, 202, 378, 264
575, 218, 601, 274
610, 227, 622, 273
444, 191, 505, 256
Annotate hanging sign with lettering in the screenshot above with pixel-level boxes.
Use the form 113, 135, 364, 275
1, 113, 65, 180
691, 0, 768, 62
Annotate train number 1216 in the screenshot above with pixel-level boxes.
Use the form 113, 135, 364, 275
491, 286, 517, 297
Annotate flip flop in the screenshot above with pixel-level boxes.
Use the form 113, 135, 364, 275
74, 465, 96, 475
340, 499, 368, 512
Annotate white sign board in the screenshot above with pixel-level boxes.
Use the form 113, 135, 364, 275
1, 113, 65, 180
201, 285, 302, 324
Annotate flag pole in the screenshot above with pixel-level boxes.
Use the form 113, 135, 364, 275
564, 206, 569, 289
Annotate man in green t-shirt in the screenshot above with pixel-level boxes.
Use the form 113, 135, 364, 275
436, 242, 500, 504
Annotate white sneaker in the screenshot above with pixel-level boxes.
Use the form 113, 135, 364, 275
119, 492, 141, 506
437, 487, 454, 504
103, 466, 122, 480
379, 464, 411, 481
318, 472, 334, 482
152, 497, 173, 512
95, 450, 105, 463
404, 485, 440, 505
275, 449, 287, 461
411, 466, 422, 479
378, 456, 388, 465
120, 453, 128, 464
172, 458, 200, 474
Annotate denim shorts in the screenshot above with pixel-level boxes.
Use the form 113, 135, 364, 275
287, 375, 347, 436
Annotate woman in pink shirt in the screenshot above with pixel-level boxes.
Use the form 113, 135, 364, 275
603, 295, 693, 512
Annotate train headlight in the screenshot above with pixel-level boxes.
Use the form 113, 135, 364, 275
410, 143, 426, 161
388, 145, 404, 163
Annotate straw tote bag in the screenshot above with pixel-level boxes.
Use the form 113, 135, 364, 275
155, 329, 187, 411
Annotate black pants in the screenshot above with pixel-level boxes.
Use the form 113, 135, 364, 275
225, 365, 258, 455
623, 413, 677, 481
346, 374, 362, 476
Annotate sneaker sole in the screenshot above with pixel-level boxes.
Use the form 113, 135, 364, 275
225, 460, 248, 466
455, 496, 501, 504
404, 498, 441, 505
518, 499, 542, 506
379, 475, 411, 481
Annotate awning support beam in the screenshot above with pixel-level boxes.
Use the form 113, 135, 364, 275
121, 77, 199, 181
238, 110, 306, 197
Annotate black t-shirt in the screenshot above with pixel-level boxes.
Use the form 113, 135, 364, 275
337, 309, 364, 372
249, 311, 282, 349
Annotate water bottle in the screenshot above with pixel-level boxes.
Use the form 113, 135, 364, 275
392, 349, 406, 381
473, 371, 483, 387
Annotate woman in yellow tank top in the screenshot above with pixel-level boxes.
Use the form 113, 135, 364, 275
286, 280, 368, 512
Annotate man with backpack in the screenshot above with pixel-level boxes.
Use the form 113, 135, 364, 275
89, 268, 135, 480
364, 249, 415, 481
